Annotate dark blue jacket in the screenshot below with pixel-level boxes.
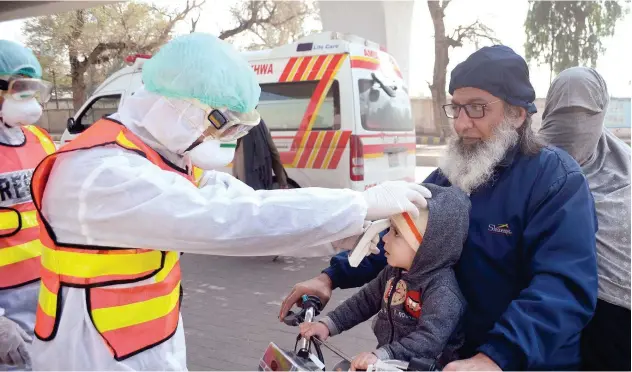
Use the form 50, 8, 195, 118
323, 146, 598, 370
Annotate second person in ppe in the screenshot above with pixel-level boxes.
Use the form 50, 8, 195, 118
0, 40, 55, 370
28, 33, 430, 370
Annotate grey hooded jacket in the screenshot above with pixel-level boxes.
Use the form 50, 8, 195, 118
320, 184, 470, 363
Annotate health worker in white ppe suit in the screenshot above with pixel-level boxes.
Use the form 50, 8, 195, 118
28, 33, 431, 371
0, 40, 55, 370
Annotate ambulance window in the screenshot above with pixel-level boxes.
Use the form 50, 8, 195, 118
257, 81, 340, 131
357, 79, 413, 131
77, 94, 121, 128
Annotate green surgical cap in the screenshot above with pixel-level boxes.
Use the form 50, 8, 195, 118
0, 40, 42, 78
142, 33, 261, 113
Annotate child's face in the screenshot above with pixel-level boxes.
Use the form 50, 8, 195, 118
382, 225, 416, 270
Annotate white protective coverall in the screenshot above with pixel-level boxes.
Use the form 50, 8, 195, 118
30, 34, 429, 371
0, 39, 54, 371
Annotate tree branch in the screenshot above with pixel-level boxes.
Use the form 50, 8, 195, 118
219, 1, 261, 39
446, 19, 500, 48
190, 12, 201, 33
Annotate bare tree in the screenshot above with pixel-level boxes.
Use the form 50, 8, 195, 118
427, 0, 499, 138
25, 1, 205, 110
219, 0, 318, 47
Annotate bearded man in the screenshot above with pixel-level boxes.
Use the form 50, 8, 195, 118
279, 46, 598, 371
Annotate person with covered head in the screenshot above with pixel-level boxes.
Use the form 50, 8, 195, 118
280, 45, 599, 370
539, 66, 631, 371
26, 33, 430, 370
0, 40, 55, 369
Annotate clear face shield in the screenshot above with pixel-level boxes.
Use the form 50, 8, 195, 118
0, 76, 52, 127
0, 77, 53, 104
188, 99, 261, 143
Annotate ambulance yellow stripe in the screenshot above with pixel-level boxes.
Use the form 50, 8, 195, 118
300, 57, 318, 81
292, 132, 309, 168
315, 55, 334, 80
306, 132, 326, 168
306, 55, 347, 132
322, 131, 343, 169
286, 57, 304, 81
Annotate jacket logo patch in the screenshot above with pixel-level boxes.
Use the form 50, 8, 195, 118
383, 278, 408, 306
404, 290, 422, 318
488, 223, 512, 236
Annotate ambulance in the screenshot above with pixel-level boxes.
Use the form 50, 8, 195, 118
61, 31, 416, 190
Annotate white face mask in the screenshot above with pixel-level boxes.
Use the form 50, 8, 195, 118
187, 139, 235, 170
0, 97, 42, 127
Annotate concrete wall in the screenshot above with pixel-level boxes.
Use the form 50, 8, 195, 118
318, 0, 414, 86
39, 97, 630, 144
37, 98, 117, 136
411, 97, 631, 141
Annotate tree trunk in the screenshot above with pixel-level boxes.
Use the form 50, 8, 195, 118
69, 47, 87, 111
427, 1, 451, 139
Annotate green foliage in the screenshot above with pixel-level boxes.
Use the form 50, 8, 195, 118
524, 1, 628, 75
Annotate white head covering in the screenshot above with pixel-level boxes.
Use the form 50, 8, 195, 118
539, 67, 631, 309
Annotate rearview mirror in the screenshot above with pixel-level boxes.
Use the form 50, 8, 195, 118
67, 117, 84, 134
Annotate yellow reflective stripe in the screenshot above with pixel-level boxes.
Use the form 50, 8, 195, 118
193, 167, 204, 187
38, 282, 57, 317
92, 281, 181, 332
155, 251, 179, 283
115, 132, 142, 151
0, 210, 38, 231
24, 125, 56, 154
40, 247, 162, 279
0, 240, 42, 266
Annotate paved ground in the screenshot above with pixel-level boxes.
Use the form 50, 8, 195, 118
181, 166, 438, 370
181, 254, 378, 371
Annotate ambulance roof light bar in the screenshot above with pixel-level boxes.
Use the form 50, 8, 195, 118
329, 31, 386, 52
295, 31, 386, 53
125, 54, 152, 66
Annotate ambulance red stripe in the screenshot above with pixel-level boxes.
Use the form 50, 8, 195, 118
312, 131, 336, 169
327, 131, 352, 169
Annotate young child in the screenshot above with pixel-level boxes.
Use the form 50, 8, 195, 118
300, 183, 470, 371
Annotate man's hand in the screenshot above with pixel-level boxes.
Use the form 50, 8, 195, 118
443, 353, 501, 371
279, 274, 333, 321
299, 322, 330, 341
350, 352, 378, 371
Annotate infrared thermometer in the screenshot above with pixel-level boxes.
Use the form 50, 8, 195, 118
347, 219, 391, 267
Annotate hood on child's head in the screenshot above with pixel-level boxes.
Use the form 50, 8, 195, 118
408, 183, 471, 275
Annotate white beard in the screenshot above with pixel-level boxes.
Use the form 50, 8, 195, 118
438, 119, 519, 194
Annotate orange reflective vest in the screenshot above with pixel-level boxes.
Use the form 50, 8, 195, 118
31, 118, 193, 361
0, 125, 56, 289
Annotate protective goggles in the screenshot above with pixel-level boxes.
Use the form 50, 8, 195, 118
188, 99, 260, 142
0, 77, 53, 103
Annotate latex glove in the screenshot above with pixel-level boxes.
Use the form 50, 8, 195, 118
200, 171, 255, 195
362, 181, 431, 220
0, 316, 31, 367
330, 221, 380, 255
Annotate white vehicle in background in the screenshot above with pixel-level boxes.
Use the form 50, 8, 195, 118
61, 31, 416, 190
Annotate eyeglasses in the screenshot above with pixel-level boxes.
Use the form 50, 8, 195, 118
0, 78, 53, 103
442, 100, 501, 119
